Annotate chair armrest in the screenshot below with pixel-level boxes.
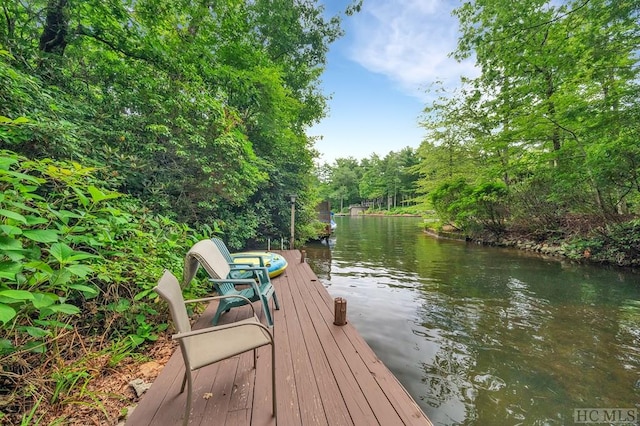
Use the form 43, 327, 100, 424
184, 294, 252, 304
209, 278, 257, 286
172, 318, 273, 341
225, 266, 270, 280
228, 265, 268, 274
184, 294, 256, 316
210, 277, 263, 299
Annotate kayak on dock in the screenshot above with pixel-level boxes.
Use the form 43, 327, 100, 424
230, 251, 288, 278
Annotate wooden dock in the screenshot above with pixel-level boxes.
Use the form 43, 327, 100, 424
126, 250, 432, 426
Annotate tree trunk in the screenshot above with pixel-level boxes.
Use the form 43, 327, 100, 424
39, 0, 69, 55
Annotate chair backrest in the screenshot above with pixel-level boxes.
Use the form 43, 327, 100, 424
154, 270, 191, 334
183, 239, 232, 287
211, 237, 234, 263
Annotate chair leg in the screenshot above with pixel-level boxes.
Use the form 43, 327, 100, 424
212, 305, 224, 325
183, 372, 193, 426
271, 342, 277, 418
273, 291, 280, 310
261, 296, 273, 327
180, 371, 187, 394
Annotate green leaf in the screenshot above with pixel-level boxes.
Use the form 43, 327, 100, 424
68, 283, 98, 297
0, 157, 18, 170
49, 269, 72, 286
0, 289, 34, 301
134, 288, 155, 301
88, 186, 121, 203
23, 229, 59, 243
24, 260, 54, 274
65, 264, 93, 278
32, 293, 57, 308
0, 209, 27, 223
72, 186, 89, 207
0, 339, 14, 352
24, 216, 49, 226
108, 299, 130, 313
3, 250, 26, 261
67, 252, 98, 262
13, 117, 30, 124
0, 224, 22, 236
128, 334, 145, 348
46, 303, 80, 315
0, 236, 22, 250
88, 186, 107, 203
49, 243, 74, 263
34, 318, 72, 329
24, 341, 46, 354
23, 326, 51, 338
6, 201, 39, 214
48, 209, 83, 225
0, 303, 17, 324
0, 170, 43, 184
0, 261, 22, 280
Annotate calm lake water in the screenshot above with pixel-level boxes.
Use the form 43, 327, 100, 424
302, 216, 640, 425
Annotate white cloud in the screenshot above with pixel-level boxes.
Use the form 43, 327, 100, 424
347, 0, 477, 100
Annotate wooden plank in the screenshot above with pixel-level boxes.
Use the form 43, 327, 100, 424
282, 254, 354, 425
270, 273, 302, 426
249, 345, 276, 426
225, 408, 251, 425
192, 356, 239, 425
248, 285, 278, 426
227, 350, 255, 412
277, 266, 328, 425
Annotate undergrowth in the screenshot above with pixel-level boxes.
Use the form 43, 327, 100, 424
0, 150, 212, 424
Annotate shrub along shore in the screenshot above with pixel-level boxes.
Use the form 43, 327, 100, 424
425, 224, 640, 269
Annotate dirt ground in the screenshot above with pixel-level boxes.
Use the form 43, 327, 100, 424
37, 335, 176, 426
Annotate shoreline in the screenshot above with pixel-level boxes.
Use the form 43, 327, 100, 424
424, 227, 640, 271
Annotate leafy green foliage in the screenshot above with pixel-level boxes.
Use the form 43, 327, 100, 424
414, 0, 640, 239
565, 220, 640, 266
0, 0, 352, 247
317, 148, 421, 212
0, 1, 359, 419
429, 178, 509, 236
0, 150, 197, 419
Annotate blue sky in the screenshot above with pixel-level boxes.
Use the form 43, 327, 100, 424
310, 0, 477, 164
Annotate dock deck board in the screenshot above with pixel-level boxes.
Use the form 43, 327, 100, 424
126, 250, 432, 426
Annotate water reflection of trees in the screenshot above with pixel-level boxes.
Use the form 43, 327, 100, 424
414, 273, 640, 425
302, 241, 332, 281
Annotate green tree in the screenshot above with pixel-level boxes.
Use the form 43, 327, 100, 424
1, 0, 355, 245
359, 154, 385, 209
420, 0, 640, 232
452, 0, 640, 220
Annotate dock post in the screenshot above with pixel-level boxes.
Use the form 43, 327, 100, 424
333, 297, 347, 326
301, 250, 306, 263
